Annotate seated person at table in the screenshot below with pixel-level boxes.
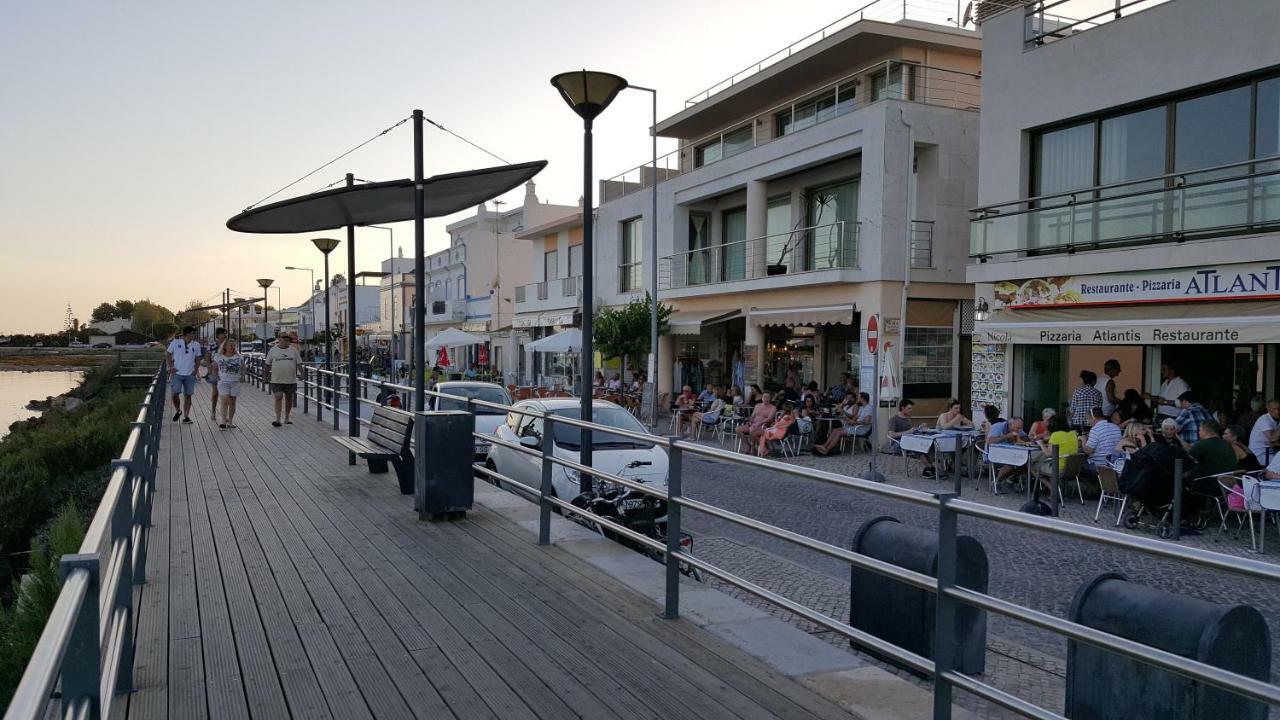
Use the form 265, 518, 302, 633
727, 385, 745, 406
697, 384, 718, 404
978, 404, 1004, 437
778, 377, 802, 404
886, 398, 936, 478
1159, 417, 1180, 444
1080, 406, 1121, 480
814, 392, 873, 455
737, 392, 778, 450
745, 384, 763, 406
673, 385, 699, 434
1033, 414, 1078, 483
606, 373, 623, 391
1223, 424, 1263, 472
593, 371, 605, 388
825, 373, 854, 404
690, 392, 725, 434
755, 402, 797, 457
937, 399, 974, 430
987, 416, 1026, 445
801, 381, 823, 404
1266, 450, 1280, 480
1116, 422, 1150, 456
1187, 420, 1239, 493
1029, 408, 1055, 442
630, 372, 645, 393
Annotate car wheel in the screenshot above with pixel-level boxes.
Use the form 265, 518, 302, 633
483, 459, 501, 488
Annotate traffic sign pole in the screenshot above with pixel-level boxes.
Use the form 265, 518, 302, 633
866, 314, 885, 483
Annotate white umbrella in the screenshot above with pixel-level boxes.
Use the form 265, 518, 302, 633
879, 342, 901, 403
424, 327, 486, 350
524, 328, 582, 353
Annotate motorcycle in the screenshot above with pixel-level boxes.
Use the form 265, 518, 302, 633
569, 460, 703, 582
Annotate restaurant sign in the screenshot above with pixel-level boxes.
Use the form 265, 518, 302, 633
975, 320, 1280, 346
992, 261, 1280, 309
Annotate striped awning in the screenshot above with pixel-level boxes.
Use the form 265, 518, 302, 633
748, 304, 854, 328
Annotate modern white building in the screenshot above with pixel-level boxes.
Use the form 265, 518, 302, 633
513, 208, 585, 384
968, 0, 1280, 421
594, 5, 982, 419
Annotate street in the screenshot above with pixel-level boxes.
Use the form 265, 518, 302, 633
675, 442, 1280, 717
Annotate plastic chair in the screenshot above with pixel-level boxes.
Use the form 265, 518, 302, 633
1057, 453, 1088, 506
1215, 473, 1261, 552
1094, 465, 1128, 526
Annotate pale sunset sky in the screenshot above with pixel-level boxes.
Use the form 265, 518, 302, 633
0, 0, 1121, 333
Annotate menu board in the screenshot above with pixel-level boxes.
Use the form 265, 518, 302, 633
970, 341, 1008, 415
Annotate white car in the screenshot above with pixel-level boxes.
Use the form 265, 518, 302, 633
486, 398, 667, 501
431, 381, 512, 459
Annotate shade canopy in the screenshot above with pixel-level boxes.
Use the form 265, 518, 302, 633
226, 161, 548, 234
525, 328, 582, 353
424, 327, 486, 350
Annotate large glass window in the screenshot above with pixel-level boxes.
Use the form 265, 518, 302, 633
1098, 107, 1167, 242
618, 218, 642, 292
722, 125, 753, 158
695, 125, 753, 167
1177, 85, 1253, 231
806, 181, 858, 270
721, 207, 747, 281
544, 250, 558, 281
903, 326, 953, 398
775, 82, 859, 139
1032, 121, 1096, 248
765, 197, 793, 269
1256, 78, 1280, 226
686, 212, 711, 286
871, 63, 915, 102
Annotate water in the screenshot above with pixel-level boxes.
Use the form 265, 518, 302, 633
0, 370, 84, 439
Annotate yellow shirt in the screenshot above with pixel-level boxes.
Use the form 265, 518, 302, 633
1047, 430, 1079, 470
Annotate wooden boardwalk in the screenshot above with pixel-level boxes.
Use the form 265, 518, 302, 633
124, 383, 859, 720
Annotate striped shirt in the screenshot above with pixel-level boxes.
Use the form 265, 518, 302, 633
1085, 420, 1122, 466
1069, 384, 1103, 428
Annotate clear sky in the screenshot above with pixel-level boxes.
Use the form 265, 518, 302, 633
0, 0, 1118, 333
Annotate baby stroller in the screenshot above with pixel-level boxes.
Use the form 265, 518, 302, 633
1117, 441, 1213, 538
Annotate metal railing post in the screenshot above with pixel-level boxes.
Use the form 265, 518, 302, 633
332, 372, 339, 431
302, 367, 310, 415
931, 493, 959, 720
1172, 458, 1183, 541
110, 464, 135, 692
538, 417, 555, 546
1049, 443, 1061, 516
951, 440, 962, 496
59, 554, 102, 720
317, 370, 324, 424
664, 437, 683, 620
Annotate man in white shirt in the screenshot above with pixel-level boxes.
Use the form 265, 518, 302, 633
166, 326, 204, 424
1151, 363, 1189, 419
1096, 359, 1120, 418
265, 333, 302, 427
1249, 399, 1280, 467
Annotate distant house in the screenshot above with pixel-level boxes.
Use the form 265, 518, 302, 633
88, 318, 133, 335
89, 329, 153, 347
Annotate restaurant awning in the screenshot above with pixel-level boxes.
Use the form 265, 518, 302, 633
541, 310, 577, 328
975, 301, 1280, 344
748, 304, 855, 328
225, 161, 548, 233
513, 314, 541, 329
668, 309, 741, 335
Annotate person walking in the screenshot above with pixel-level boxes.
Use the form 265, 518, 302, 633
265, 333, 302, 427
212, 339, 243, 428
166, 325, 203, 424
205, 327, 228, 421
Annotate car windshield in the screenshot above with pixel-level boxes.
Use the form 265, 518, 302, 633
551, 407, 655, 450
435, 386, 511, 415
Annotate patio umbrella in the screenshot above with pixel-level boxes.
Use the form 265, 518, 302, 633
437, 347, 450, 367
525, 328, 582, 353
879, 341, 901, 403
424, 327, 486, 349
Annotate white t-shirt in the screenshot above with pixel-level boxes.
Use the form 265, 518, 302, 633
265, 344, 302, 384
167, 338, 203, 377
213, 353, 243, 383
1095, 374, 1116, 416
1157, 376, 1189, 417
1267, 451, 1280, 476
1250, 413, 1278, 465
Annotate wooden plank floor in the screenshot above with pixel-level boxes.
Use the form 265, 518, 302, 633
124, 383, 860, 720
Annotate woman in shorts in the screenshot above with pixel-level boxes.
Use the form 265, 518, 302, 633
213, 339, 244, 428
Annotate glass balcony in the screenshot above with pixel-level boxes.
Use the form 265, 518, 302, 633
659, 221, 858, 291
970, 158, 1280, 257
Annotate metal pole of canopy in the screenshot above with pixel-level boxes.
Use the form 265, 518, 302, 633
413, 109, 426, 413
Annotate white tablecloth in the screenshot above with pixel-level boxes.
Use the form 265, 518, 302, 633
988, 443, 1035, 467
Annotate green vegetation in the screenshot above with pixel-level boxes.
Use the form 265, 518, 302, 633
592, 293, 672, 372
0, 362, 143, 705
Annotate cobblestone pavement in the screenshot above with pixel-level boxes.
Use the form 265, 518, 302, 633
673, 432, 1280, 718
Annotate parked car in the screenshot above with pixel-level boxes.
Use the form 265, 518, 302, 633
431, 381, 512, 460
91, 342, 112, 349
486, 398, 667, 502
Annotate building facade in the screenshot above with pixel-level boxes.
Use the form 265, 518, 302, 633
513, 210, 585, 385
594, 12, 982, 419
968, 0, 1280, 422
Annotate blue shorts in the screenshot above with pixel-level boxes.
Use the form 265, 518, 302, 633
170, 374, 197, 395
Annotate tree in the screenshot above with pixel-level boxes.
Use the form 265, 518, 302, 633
131, 299, 174, 339
592, 293, 671, 372
175, 299, 214, 329
90, 302, 118, 323
112, 299, 134, 319
150, 322, 178, 341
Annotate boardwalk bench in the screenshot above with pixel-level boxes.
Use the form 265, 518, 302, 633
332, 406, 414, 494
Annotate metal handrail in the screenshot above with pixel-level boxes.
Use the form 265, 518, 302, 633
6, 361, 167, 720
1025, 0, 1172, 46
660, 221, 857, 290
294, 375, 1280, 717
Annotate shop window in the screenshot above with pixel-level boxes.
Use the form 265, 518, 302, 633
903, 326, 953, 398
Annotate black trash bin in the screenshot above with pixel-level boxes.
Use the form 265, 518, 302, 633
850, 515, 988, 674
1066, 572, 1271, 720
415, 410, 475, 521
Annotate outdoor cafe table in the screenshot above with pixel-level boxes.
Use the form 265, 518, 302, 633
987, 442, 1038, 495
901, 430, 982, 478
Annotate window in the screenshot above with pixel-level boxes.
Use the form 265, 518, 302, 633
721, 207, 747, 281
544, 250, 558, 281
806, 181, 858, 270
774, 82, 858, 138
1033, 121, 1096, 196
568, 244, 582, 279
871, 63, 915, 102
686, 212, 711, 286
765, 197, 792, 268
694, 125, 753, 167
903, 326, 953, 398
619, 217, 642, 292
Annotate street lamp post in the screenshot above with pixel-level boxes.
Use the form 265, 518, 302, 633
624, 83, 660, 428
369, 225, 397, 376
551, 69, 628, 495
312, 237, 341, 429
257, 278, 274, 394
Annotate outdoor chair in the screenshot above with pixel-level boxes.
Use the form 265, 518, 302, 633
1214, 472, 1269, 552
1094, 465, 1128, 526
1054, 453, 1088, 506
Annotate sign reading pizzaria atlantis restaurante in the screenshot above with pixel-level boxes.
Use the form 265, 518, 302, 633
990, 261, 1280, 310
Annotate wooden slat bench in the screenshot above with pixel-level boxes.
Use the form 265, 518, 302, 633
332, 406, 414, 494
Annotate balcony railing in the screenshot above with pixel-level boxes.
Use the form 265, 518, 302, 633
910, 220, 934, 269
1024, 0, 1173, 48
561, 275, 581, 298
659, 221, 857, 291
684, 0, 970, 106
969, 156, 1280, 258
602, 59, 981, 203
515, 277, 581, 307
618, 262, 643, 293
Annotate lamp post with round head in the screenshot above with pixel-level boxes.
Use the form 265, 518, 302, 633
550, 69, 628, 495
256, 278, 274, 393
312, 237, 340, 424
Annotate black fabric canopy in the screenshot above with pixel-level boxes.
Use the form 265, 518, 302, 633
226, 160, 547, 233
